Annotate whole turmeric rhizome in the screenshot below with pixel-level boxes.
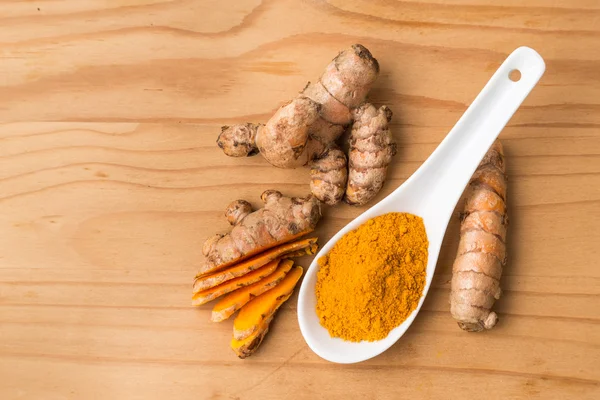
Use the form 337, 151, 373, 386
315, 212, 428, 342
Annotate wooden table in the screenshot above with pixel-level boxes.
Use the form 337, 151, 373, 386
1, 1, 599, 399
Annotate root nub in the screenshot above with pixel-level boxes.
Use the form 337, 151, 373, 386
217, 123, 260, 157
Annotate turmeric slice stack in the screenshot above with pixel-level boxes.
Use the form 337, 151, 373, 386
193, 237, 316, 293
192, 191, 319, 358
193, 259, 288, 306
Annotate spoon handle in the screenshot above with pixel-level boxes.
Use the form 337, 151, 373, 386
406, 47, 545, 231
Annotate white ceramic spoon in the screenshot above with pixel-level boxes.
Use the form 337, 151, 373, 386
297, 47, 545, 364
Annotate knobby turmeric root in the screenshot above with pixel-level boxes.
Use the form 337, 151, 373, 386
217, 45, 395, 206
310, 148, 348, 206
233, 266, 303, 341
194, 237, 317, 293
212, 260, 294, 322
192, 259, 283, 306
450, 140, 507, 332
200, 190, 320, 275
345, 103, 397, 205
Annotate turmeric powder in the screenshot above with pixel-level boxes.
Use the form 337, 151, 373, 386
315, 212, 428, 342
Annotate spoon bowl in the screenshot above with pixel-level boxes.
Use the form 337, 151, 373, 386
298, 47, 545, 364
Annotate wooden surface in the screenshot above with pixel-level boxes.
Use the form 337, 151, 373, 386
1, 1, 599, 399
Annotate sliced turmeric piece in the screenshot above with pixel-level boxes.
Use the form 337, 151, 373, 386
283, 242, 318, 258
233, 266, 303, 341
192, 259, 286, 306
211, 259, 294, 322
193, 237, 316, 293
230, 269, 302, 359
231, 314, 275, 359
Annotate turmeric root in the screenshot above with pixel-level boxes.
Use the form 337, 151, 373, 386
224, 199, 253, 226
194, 237, 317, 293
217, 45, 378, 163
233, 266, 303, 341
451, 140, 507, 332
200, 190, 320, 275
345, 103, 397, 205
212, 259, 294, 322
310, 148, 348, 205
192, 259, 284, 306
217, 45, 395, 205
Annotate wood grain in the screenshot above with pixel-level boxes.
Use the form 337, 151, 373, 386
0, 1, 599, 399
